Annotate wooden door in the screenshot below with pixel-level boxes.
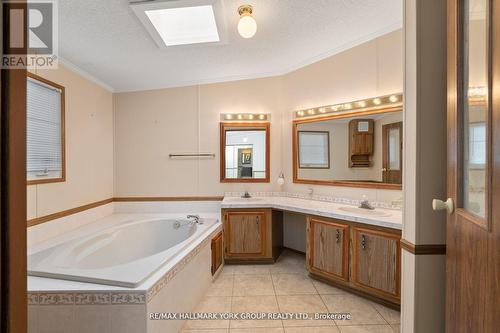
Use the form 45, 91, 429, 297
352, 227, 400, 298
225, 211, 266, 257
211, 231, 223, 275
446, 0, 499, 331
307, 218, 349, 281
382, 122, 403, 184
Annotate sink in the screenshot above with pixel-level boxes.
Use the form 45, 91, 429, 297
338, 206, 391, 217
226, 197, 264, 202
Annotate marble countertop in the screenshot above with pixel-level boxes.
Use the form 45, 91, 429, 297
221, 196, 402, 230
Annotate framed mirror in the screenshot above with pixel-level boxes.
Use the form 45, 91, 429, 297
220, 122, 270, 182
293, 107, 402, 189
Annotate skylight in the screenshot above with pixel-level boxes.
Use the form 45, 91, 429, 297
145, 5, 220, 46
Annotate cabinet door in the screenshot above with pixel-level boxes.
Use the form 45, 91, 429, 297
225, 211, 266, 257
352, 227, 400, 298
211, 231, 223, 275
307, 218, 349, 281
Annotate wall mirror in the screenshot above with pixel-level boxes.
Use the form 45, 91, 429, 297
220, 122, 270, 182
293, 107, 402, 189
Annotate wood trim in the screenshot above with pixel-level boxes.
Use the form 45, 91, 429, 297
351, 226, 401, 299
308, 217, 349, 282
1, 2, 28, 331
220, 122, 270, 183
400, 239, 446, 255
26, 72, 66, 186
27, 198, 113, 227
292, 107, 403, 190
113, 196, 224, 202
297, 131, 330, 169
224, 210, 267, 257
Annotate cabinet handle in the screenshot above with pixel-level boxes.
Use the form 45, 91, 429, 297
256, 216, 260, 227
361, 235, 367, 250
336, 229, 341, 243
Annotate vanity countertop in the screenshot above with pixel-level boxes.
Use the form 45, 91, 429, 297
221, 196, 402, 230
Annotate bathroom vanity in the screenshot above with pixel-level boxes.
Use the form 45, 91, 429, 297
220, 195, 402, 307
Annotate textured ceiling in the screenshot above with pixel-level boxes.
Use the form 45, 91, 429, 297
59, 0, 402, 92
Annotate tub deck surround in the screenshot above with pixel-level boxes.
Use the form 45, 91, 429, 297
222, 194, 402, 230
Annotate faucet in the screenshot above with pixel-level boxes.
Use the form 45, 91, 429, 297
359, 199, 375, 210
241, 191, 252, 198
187, 214, 203, 224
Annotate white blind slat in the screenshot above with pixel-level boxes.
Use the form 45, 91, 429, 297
27, 78, 62, 174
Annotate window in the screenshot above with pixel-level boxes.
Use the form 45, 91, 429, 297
298, 131, 330, 168
27, 73, 65, 184
469, 122, 486, 166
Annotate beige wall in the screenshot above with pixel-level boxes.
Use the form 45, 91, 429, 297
114, 30, 403, 200
114, 77, 284, 196
282, 30, 403, 203
27, 65, 114, 219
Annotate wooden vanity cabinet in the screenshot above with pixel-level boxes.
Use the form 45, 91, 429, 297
307, 218, 349, 282
306, 216, 401, 306
222, 208, 282, 263
352, 227, 401, 300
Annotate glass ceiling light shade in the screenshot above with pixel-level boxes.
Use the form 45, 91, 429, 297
237, 5, 257, 38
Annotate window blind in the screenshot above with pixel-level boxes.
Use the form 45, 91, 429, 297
298, 131, 329, 168
27, 78, 62, 176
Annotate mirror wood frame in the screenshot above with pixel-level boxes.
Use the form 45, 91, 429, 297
220, 122, 270, 183
292, 106, 403, 190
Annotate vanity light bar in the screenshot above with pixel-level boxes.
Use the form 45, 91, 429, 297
221, 113, 270, 121
295, 93, 403, 119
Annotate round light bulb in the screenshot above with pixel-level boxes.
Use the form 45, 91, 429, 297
238, 15, 257, 39
389, 95, 398, 103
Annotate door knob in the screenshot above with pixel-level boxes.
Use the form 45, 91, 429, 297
381, 168, 387, 172
432, 198, 454, 215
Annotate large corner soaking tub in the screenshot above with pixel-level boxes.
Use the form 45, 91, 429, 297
28, 216, 217, 287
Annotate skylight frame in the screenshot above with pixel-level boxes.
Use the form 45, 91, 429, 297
130, 0, 228, 49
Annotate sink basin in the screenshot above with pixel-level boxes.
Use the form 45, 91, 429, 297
226, 197, 264, 202
338, 206, 391, 217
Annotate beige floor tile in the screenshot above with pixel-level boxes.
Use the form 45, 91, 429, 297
338, 325, 394, 333
184, 296, 232, 330
272, 274, 317, 295
321, 294, 385, 326
206, 275, 234, 297
277, 295, 335, 327
390, 324, 400, 332
229, 265, 272, 275
312, 280, 349, 295
285, 326, 341, 332
230, 328, 284, 333
181, 328, 229, 333
270, 260, 309, 275
233, 274, 275, 296
230, 295, 282, 329
370, 303, 400, 325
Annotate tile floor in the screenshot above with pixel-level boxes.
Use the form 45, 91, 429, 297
182, 250, 400, 333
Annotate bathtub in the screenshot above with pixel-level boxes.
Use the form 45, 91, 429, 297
28, 216, 217, 287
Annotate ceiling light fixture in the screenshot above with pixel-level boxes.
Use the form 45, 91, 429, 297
237, 5, 257, 39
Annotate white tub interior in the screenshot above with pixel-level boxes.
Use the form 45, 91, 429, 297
29, 216, 217, 288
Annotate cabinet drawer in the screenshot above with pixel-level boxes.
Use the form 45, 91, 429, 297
352, 227, 401, 298
307, 218, 349, 281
